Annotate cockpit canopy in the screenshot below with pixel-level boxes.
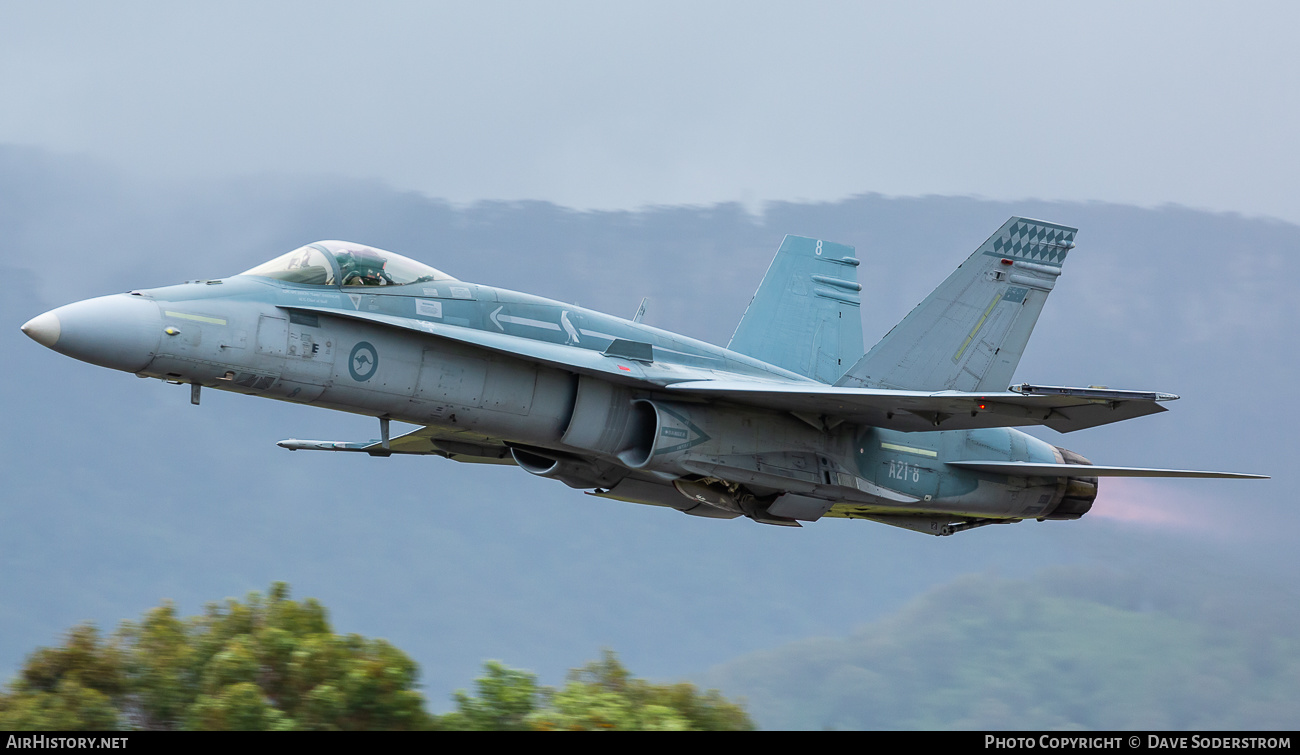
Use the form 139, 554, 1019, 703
241, 241, 457, 287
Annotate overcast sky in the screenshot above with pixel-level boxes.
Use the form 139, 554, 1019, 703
3, 1, 1298, 221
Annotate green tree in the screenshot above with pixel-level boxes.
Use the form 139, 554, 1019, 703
448, 650, 755, 731
440, 661, 542, 731
0, 583, 434, 731
0, 625, 125, 730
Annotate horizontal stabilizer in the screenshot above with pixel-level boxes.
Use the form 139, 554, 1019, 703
946, 461, 1267, 479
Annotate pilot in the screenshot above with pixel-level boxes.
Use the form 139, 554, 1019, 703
338, 250, 389, 286
343, 269, 386, 286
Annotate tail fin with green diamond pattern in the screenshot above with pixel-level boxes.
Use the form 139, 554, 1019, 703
836, 217, 1078, 393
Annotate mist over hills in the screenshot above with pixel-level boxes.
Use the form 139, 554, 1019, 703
704, 567, 1300, 730
2, 145, 1294, 725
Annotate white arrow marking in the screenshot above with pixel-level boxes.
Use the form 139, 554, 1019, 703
491, 306, 561, 333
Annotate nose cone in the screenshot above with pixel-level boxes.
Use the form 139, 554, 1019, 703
20, 311, 61, 347
22, 294, 162, 373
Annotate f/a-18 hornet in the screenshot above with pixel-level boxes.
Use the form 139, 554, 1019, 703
22, 217, 1264, 536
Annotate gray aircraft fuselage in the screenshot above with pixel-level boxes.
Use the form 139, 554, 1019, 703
23, 231, 1259, 535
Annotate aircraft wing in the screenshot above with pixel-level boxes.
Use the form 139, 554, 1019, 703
286, 305, 1175, 434
663, 380, 1176, 433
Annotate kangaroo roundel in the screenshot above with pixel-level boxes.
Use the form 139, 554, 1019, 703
349, 341, 378, 381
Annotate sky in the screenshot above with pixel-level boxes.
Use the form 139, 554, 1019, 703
3, 1, 1299, 220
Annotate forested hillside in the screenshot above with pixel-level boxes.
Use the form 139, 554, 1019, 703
704, 567, 1299, 730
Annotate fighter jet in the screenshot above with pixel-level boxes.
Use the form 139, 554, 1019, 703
20, 217, 1265, 536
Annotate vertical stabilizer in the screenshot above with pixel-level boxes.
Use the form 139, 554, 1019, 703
729, 236, 864, 384
837, 217, 1077, 392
